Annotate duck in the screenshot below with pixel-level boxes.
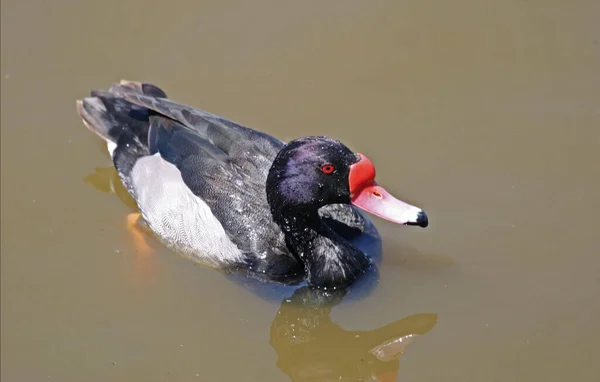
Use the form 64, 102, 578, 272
76, 80, 428, 290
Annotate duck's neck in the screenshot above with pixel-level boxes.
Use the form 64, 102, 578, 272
277, 207, 371, 289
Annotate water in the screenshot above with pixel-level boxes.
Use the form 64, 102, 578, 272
1, 0, 599, 381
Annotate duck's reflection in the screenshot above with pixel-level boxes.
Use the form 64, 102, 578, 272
85, 165, 439, 381
271, 287, 437, 382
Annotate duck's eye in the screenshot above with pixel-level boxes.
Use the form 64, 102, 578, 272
321, 164, 335, 174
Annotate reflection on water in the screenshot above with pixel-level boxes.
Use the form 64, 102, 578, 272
271, 287, 437, 381
85, 165, 162, 289
84, 165, 438, 381
84, 166, 138, 212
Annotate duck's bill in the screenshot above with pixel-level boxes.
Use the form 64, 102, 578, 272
350, 182, 428, 228
348, 153, 428, 227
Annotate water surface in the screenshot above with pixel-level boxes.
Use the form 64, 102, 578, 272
2, 0, 599, 381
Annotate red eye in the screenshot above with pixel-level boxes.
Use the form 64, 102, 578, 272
321, 164, 335, 174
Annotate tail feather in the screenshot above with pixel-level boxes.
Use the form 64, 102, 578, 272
77, 97, 112, 141
76, 80, 168, 145
77, 80, 169, 193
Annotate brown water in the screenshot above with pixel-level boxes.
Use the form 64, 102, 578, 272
2, 1, 599, 381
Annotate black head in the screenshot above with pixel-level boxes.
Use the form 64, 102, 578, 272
266, 136, 359, 213
266, 136, 428, 228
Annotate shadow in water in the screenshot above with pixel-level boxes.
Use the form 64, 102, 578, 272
85, 165, 439, 380
270, 287, 438, 382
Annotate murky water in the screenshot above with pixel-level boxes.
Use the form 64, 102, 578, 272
2, 0, 599, 381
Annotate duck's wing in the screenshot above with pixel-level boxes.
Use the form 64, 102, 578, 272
143, 110, 292, 266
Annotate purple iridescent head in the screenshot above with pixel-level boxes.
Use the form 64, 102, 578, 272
266, 136, 428, 227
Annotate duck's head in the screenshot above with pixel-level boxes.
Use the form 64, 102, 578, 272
266, 136, 428, 228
